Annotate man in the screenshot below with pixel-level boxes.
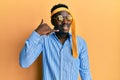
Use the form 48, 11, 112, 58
19, 3, 92, 80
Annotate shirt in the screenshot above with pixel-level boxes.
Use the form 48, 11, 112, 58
19, 31, 92, 80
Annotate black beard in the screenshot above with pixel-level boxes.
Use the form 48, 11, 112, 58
55, 31, 69, 40
56, 30, 68, 35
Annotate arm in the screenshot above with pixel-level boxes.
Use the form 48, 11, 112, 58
79, 39, 92, 80
19, 31, 44, 68
19, 19, 59, 68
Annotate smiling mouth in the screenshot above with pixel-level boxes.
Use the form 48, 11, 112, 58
58, 27, 68, 33
63, 25, 68, 30
55, 24, 70, 33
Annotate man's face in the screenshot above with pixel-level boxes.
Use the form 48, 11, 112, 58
53, 11, 73, 34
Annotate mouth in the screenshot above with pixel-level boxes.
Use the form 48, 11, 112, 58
55, 24, 70, 34
62, 24, 70, 32
63, 25, 68, 31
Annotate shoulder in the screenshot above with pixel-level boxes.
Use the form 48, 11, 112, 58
76, 35, 86, 44
69, 33, 87, 45
76, 35, 88, 51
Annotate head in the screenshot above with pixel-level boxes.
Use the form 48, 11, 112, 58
51, 4, 73, 34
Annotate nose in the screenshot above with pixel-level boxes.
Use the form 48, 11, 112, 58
62, 18, 68, 24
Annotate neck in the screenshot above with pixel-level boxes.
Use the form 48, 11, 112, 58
55, 32, 69, 44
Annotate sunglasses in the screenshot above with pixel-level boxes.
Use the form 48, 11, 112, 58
54, 15, 73, 22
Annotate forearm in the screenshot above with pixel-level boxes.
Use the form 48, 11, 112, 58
19, 31, 44, 68
79, 39, 92, 80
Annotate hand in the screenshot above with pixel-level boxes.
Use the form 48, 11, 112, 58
35, 19, 59, 35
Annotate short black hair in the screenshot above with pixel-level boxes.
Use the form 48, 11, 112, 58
51, 4, 69, 26
51, 3, 68, 13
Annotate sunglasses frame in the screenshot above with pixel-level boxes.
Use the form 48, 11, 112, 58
53, 14, 73, 22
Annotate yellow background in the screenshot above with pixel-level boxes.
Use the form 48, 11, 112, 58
0, 0, 120, 80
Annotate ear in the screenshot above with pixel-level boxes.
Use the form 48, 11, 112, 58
51, 13, 58, 26
51, 16, 57, 26
51, 18, 54, 25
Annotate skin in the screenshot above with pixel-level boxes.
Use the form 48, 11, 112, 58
35, 11, 72, 44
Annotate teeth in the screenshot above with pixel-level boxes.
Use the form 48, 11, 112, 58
63, 25, 68, 30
